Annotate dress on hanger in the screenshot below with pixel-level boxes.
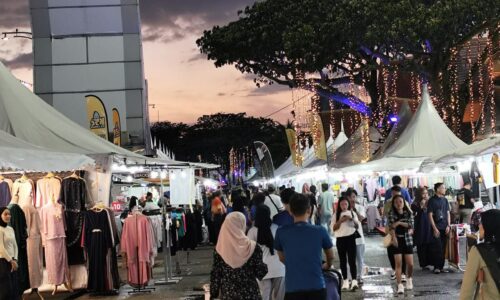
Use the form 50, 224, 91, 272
12, 178, 35, 208
7, 202, 31, 295
0, 180, 11, 207
121, 213, 153, 288
35, 177, 61, 208
41, 202, 70, 285
22, 203, 43, 288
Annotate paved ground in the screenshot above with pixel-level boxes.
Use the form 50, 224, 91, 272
23, 235, 464, 299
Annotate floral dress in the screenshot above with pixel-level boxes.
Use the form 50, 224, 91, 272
210, 245, 268, 300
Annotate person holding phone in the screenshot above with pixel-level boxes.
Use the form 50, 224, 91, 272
0, 207, 19, 300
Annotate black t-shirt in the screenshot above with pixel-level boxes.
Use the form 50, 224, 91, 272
428, 195, 450, 230
394, 211, 408, 235
459, 188, 474, 209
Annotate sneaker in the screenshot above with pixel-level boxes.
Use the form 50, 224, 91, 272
342, 280, 350, 291
391, 272, 396, 280
406, 278, 413, 290
433, 269, 441, 274
397, 283, 405, 294
357, 277, 364, 285
402, 274, 407, 283
351, 279, 359, 291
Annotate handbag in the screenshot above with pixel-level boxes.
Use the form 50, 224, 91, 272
383, 234, 393, 248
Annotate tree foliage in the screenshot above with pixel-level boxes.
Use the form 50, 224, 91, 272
197, 0, 499, 109
151, 113, 289, 174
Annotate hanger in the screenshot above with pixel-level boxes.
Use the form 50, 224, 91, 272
45, 172, 55, 179
0, 174, 4, 181
91, 201, 106, 212
19, 172, 28, 182
65, 170, 81, 179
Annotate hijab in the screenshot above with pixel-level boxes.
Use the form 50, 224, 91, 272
0, 207, 8, 227
480, 209, 500, 254
216, 212, 256, 268
254, 205, 274, 255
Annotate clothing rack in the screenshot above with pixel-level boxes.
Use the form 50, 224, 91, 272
155, 210, 182, 285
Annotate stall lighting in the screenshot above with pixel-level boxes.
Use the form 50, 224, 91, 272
170, 172, 177, 180
253, 180, 259, 186
160, 171, 167, 179
150, 171, 159, 179
126, 175, 133, 182
181, 170, 187, 178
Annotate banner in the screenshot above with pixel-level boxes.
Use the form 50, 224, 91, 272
286, 129, 302, 167
254, 141, 275, 178
86, 95, 109, 140
112, 108, 121, 146
309, 113, 327, 161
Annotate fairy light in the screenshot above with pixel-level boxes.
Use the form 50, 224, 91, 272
477, 38, 486, 136
361, 115, 370, 162
486, 34, 496, 134
466, 43, 476, 142
448, 48, 460, 136
310, 94, 321, 157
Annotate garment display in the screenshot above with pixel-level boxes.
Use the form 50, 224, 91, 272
41, 201, 70, 285
7, 202, 30, 295
180, 211, 198, 251
60, 177, 87, 265
12, 177, 35, 208
104, 208, 121, 290
35, 176, 61, 208
492, 153, 500, 184
82, 210, 115, 293
0, 180, 11, 207
22, 203, 43, 289
121, 212, 154, 288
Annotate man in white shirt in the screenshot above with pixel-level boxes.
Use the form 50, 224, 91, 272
318, 183, 335, 235
345, 188, 366, 284
264, 184, 284, 219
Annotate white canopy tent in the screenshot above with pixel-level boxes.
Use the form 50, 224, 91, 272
341, 85, 467, 173
0, 130, 94, 172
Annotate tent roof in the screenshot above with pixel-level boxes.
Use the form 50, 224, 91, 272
383, 85, 467, 158
0, 62, 144, 158
341, 85, 467, 173
0, 130, 94, 171
329, 123, 383, 169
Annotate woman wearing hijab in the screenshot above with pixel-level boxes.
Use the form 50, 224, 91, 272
460, 209, 500, 300
210, 212, 268, 300
0, 207, 19, 300
247, 205, 285, 300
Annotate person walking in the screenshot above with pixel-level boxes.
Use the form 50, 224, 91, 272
385, 175, 412, 204
460, 209, 500, 300
248, 205, 286, 300
428, 182, 451, 274
318, 183, 335, 235
211, 192, 227, 245
388, 195, 415, 294
333, 196, 359, 291
411, 187, 433, 270
345, 188, 366, 284
0, 207, 19, 300
274, 194, 334, 300
273, 188, 295, 227
308, 185, 318, 224
384, 186, 406, 280
264, 185, 284, 219
210, 212, 268, 300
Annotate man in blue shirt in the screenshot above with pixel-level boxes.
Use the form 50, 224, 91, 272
275, 193, 334, 300
385, 175, 412, 204
427, 182, 450, 274
273, 188, 295, 227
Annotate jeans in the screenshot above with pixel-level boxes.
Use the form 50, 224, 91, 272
321, 214, 332, 235
356, 243, 365, 278
336, 234, 357, 280
258, 277, 285, 300
285, 289, 327, 300
431, 229, 447, 270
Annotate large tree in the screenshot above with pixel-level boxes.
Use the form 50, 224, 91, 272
151, 113, 289, 175
197, 0, 499, 130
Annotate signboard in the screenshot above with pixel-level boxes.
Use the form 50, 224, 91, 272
134, 172, 149, 179
86, 95, 109, 140
112, 108, 121, 146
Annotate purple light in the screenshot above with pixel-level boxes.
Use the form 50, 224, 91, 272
390, 116, 398, 122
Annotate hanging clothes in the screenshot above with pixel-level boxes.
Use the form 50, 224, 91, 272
7, 202, 30, 296
41, 202, 70, 285
82, 210, 115, 293
121, 212, 154, 288
22, 204, 43, 289
0, 180, 12, 207
12, 178, 35, 208
60, 177, 87, 265
104, 208, 121, 290
35, 177, 61, 208
181, 211, 198, 251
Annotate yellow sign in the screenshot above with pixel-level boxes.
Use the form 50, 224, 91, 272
86, 95, 109, 140
286, 129, 302, 167
112, 108, 121, 146
309, 113, 327, 161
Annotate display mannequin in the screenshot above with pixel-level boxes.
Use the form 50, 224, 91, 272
41, 195, 73, 295
7, 195, 31, 297
21, 194, 44, 300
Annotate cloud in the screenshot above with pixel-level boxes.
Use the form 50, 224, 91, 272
247, 84, 290, 97
0, 1, 30, 28
1, 52, 33, 70
185, 52, 207, 63
217, 92, 226, 96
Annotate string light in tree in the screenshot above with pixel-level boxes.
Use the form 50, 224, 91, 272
486, 34, 496, 134
466, 42, 476, 142
477, 38, 487, 136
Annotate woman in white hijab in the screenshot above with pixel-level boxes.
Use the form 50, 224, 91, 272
210, 212, 268, 300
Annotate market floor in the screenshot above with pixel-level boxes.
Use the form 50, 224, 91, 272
23, 235, 464, 299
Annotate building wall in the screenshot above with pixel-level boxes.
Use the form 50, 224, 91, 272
29, 0, 151, 150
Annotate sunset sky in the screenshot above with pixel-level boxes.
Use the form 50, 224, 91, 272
0, 0, 292, 124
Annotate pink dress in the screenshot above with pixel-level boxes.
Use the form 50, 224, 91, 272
41, 202, 70, 285
35, 177, 61, 208
23, 204, 44, 288
121, 213, 154, 287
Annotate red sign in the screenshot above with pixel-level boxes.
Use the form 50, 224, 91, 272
111, 201, 123, 212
